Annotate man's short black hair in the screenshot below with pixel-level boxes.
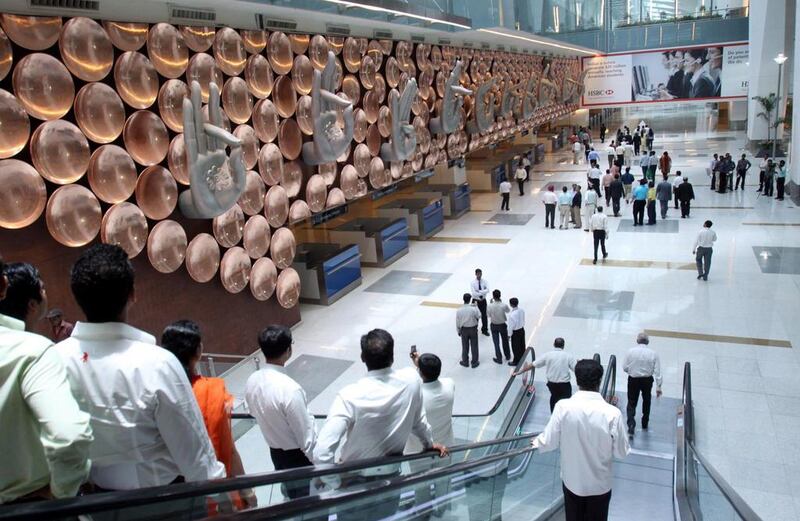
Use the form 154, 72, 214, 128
161, 320, 202, 376
70, 244, 134, 323
418, 353, 442, 382
258, 325, 293, 360
554, 337, 565, 348
575, 359, 603, 391
475, 268, 482, 275
361, 328, 394, 371
492, 289, 501, 299
509, 297, 519, 307
0, 262, 44, 321
463, 293, 472, 304
704, 220, 713, 228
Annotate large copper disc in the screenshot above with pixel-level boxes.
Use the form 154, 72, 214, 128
114, 51, 158, 109
13, 53, 74, 120
272, 75, 297, 118
296, 95, 313, 135
353, 144, 371, 177
1, 15, 61, 50
147, 23, 188, 79
268, 32, 292, 75
342, 74, 361, 106
280, 161, 302, 197
289, 200, 311, 223
104, 21, 147, 51
234, 125, 259, 170
291, 55, 313, 96
264, 185, 289, 228
238, 170, 266, 216
135, 165, 177, 219
147, 220, 187, 274
74, 83, 125, 144
305, 174, 327, 213
212, 204, 245, 248
180, 25, 214, 52
30, 120, 90, 185
167, 134, 189, 185
343, 37, 361, 73
278, 119, 302, 160
243, 214, 271, 258
245, 54, 273, 99
353, 109, 368, 143
213, 27, 246, 76
220, 247, 251, 293
276, 267, 301, 308
88, 145, 137, 204
340, 164, 360, 199
329, 36, 344, 55
366, 124, 381, 156
270, 227, 296, 270
46, 184, 101, 247
123, 111, 169, 166
186, 53, 223, 103
252, 98, 279, 143
0, 159, 46, 229
185, 233, 220, 283
0, 89, 30, 158
221, 77, 253, 125
241, 30, 267, 54
157, 79, 188, 133
327, 187, 346, 208
308, 35, 330, 71
319, 162, 337, 186
0, 28, 11, 81
59, 17, 113, 81
250, 257, 277, 301
289, 33, 309, 54
258, 143, 283, 186
101, 202, 148, 258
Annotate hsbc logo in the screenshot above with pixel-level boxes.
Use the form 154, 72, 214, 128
588, 89, 614, 96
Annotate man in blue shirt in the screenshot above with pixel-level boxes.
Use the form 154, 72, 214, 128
558, 186, 573, 230
587, 147, 600, 165
632, 179, 648, 226
621, 168, 635, 204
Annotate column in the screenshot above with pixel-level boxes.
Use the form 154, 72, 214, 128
790, 0, 800, 200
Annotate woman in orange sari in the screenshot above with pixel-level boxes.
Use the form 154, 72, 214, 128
161, 320, 256, 511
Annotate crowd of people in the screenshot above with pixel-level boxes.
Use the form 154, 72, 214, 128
709, 153, 788, 200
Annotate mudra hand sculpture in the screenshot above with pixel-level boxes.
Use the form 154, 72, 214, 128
429, 60, 472, 135
467, 79, 496, 134
522, 76, 539, 119
381, 79, 418, 162
564, 70, 587, 104
302, 51, 354, 165
502, 80, 524, 119
538, 64, 558, 107
179, 81, 246, 219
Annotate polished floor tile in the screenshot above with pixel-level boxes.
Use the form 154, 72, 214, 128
364, 270, 451, 296
553, 288, 635, 321
286, 354, 353, 402
752, 246, 800, 275
483, 213, 535, 225
617, 219, 680, 233
580, 258, 695, 270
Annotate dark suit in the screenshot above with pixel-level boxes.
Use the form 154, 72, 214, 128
676, 182, 695, 217
667, 69, 684, 98
681, 72, 693, 99
608, 180, 623, 216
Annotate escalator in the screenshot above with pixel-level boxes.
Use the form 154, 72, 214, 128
0, 352, 762, 521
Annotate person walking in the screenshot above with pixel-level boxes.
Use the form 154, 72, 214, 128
606, 142, 616, 169
621, 167, 635, 204
587, 161, 602, 197
647, 151, 658, 181
609, 174, 623, 216
507, 298, 526, 367
632, 179, 648, 226
656, 174, 672, 219
623, 333, 662, 437
515, 163, 526, 196
522, 154, 531, 181
693, 220, 716, 281
614, 142, 625, 167
470, 269, 490, 336
599, 123, 606, 143
571, 185, 583, 229
763, 160, 776, 197
587, 147, 600, 166
531, 359, 630, 521
639, 151, 650, 179
572, 139, 583, 165
776, 160, 787, 200
646, 126, 654, 150
735, 153, 751, 191
513, 337, 577, 412
676, 177, 695, 218
658, 151, 672, 177
542, 185, 558, 229
583, 185, 598, 232
671, 170, 684, 209
558, 186, 572, 230
757, 156, 769, 192
632, 131, 641, 156
601, 169, 614, 207
487, 290, 511, 364
646, 181, 657, 225
456, 293, 481, 368
589, 207, 609, 264
499, 177, 511, 211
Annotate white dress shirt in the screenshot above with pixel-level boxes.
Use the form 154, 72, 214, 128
584, 190, 598, 206
456, 304, 481, 333
499, 181, 511, 194
614, 145, 625, 156
589, 212, 608, 232
515, 167, 527, 180
533, 349, 577, 383
470, 278, 489, 300
507, 307, 525, 332
487, 300, 510, 325
245, 364, 316, 458
694, 228, 717, 249
542, 191, 558, 204
532, 391, 630, 496
405, 374, 455, 453
623, 345, 663, 388
522, 157, 531, 168
672, 174, 683, 189
588, 167, 602, 180
56, 322, 225, 490
313, 368, 433, 464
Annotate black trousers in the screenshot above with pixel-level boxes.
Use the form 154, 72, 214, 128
460, 326, 479, 365
710, 171, 717, 190
758, 170, 765, 191
735, 171, 746, 190
777, 177, 786, 199
563, 483, 611, 521
547, 382, 572, 412
510, 328, 525, 365
545, 203, 556, 228
590, 178, 601, 197
764, 176, 774, 196
674, 192, 679, 209
717, 171, 728, 193
626, 376, 654, 430
634, 143, 640, 155
680, 200, 691, 217
500, 192, 510, 210
611, 196, 621, 216
592, 230, 607, 261
270, 448, 313, 499
474, 298, 488, 333
517, 179, 524, 195
632, 200, 645, 225
646, 200, 656, 224
490, 323, 510, 360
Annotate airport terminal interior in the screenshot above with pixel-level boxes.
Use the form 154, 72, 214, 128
0, 0, 798, 520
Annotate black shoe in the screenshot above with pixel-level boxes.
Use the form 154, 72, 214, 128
642, 423, 649, 431
459, 361, 469, 367
703, 276, 708, 281
593, 259, 597, 264
471, 361, 480, 368
603, 253, 608, 259
628, 426, 635, 437
493, 357, 503, 364
481, 330, 489, 336
697, 275, 702, 280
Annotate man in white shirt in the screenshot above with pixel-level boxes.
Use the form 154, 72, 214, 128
532, 359, 629, 521
572, 139, 582, 165
515, 163, 527, 195
507, 298, 526, 367
513, 337, 577, 412
583, 187, 598, 232
623, 332, 663, 437
314, 329, 447, 520
470, 269, 490, 336
671, 170, 683, 209
605, 142, 616, 169
587, 161, 602, 197
558, 186, 572, 230
0, 260, 93, 503
245, 325, 315, 498
693, 220, 717, 281
456, 293, 481, 368
56, 244, 225, 491
542, 185, 558, 229
487, 289, 511, 364
589, 206, 609, 264
498, 177, 511, 211
614, 142, 625, 166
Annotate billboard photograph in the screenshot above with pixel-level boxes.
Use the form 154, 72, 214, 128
582, 43, 749, 106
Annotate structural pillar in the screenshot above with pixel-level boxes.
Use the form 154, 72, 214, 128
790, 0, 800, 201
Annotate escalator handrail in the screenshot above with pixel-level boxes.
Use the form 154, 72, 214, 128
676, 362, 763, 521
600, 354, 616, 402
232, 346, 537, 421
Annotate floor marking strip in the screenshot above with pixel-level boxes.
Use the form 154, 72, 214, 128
428, 237, 511, 244
580, 259, 695, 270
742, 222, 800, 226
420, 301, 462, 309
644, 329, 792, 348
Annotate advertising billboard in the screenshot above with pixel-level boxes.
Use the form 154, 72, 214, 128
582, 43, 749, 106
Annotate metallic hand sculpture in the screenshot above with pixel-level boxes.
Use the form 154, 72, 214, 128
565, 70, 588, 104
430, 60, 472, 135
467, 79, 496, 134
538, 64, 558, 107
381, 79, 418, 162
503, 80, 525, 119
302, 51, 354, 166
180, 81, 246, 219
522, 75, 539, 119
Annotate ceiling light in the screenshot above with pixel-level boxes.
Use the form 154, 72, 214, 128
322, 0, 472, 29
477, 28, 598, 55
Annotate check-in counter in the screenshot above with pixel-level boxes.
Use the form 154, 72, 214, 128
376, 198, 444, 240
327, 217, 409, 267
292, 243, 362, 305
411, 184, 470, 219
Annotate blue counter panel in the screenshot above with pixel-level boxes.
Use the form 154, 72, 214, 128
422, 201, 444, 236
322, 245, 362, 299
380, 221, 409, 262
